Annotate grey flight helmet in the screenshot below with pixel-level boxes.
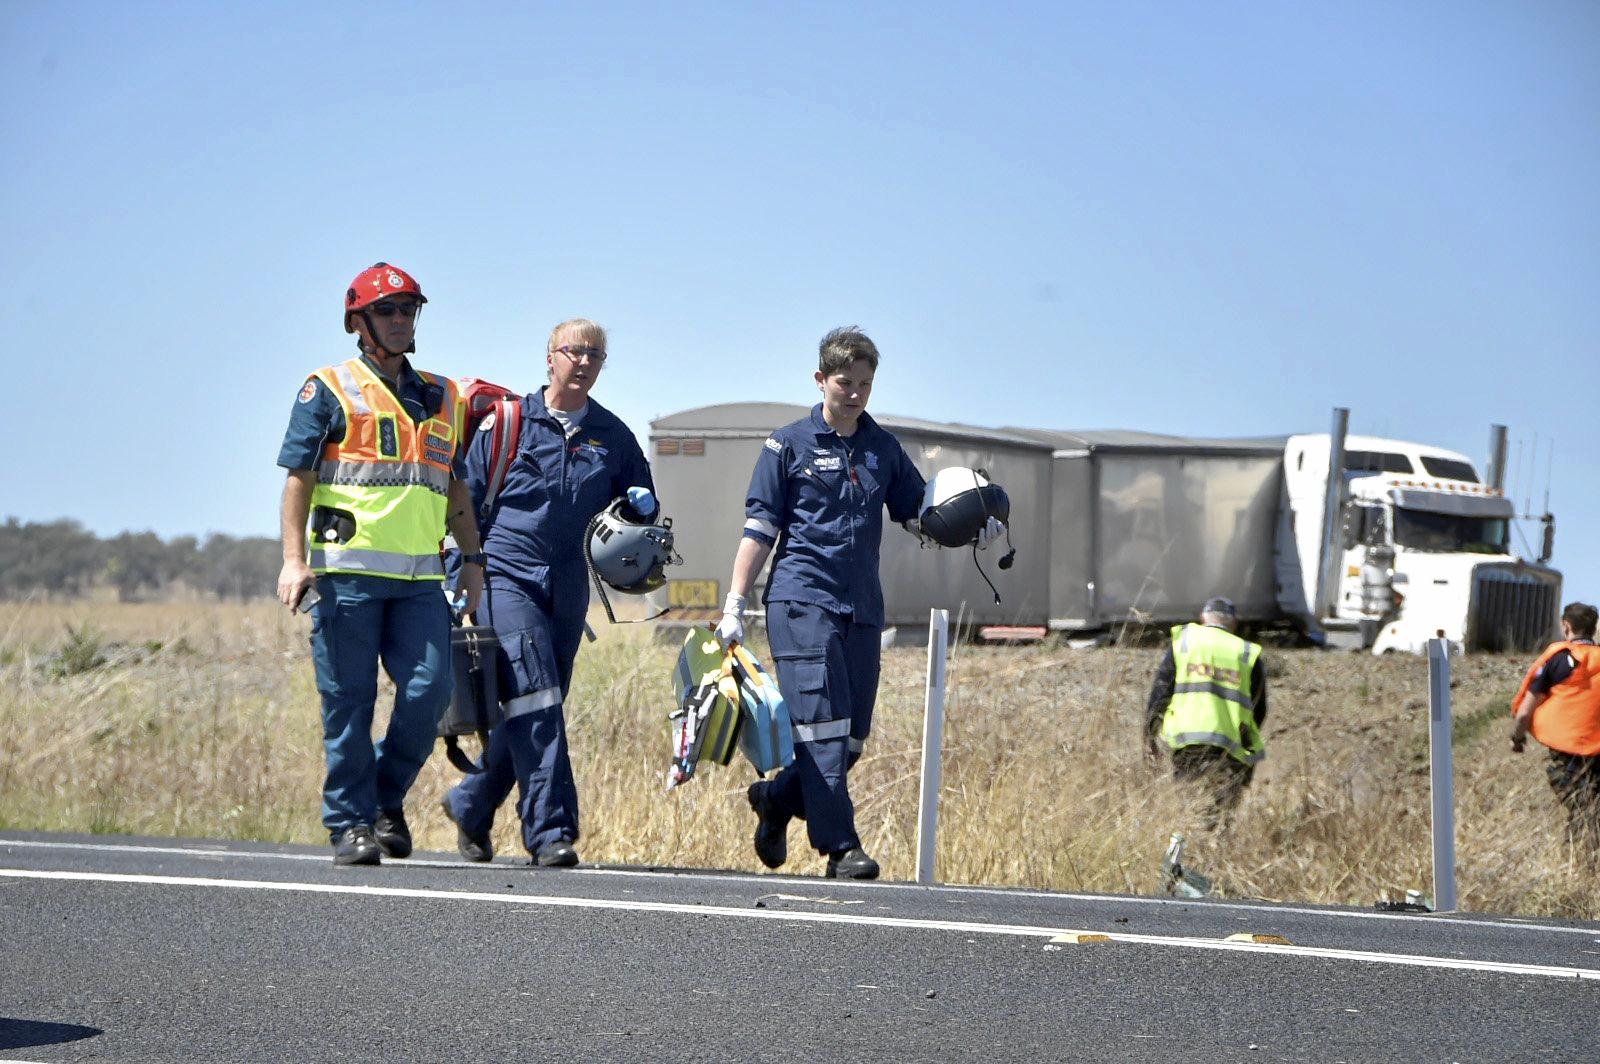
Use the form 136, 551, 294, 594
585, 497, 681, 623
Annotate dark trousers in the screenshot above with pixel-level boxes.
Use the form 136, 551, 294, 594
309, 573, 452, 839
1546, 751, 1600, 859
1171, 745, 1254, 829
761, 601, 882, 856
446, 576, 586, 854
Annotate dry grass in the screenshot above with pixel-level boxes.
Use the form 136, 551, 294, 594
2, 600, 1596, 918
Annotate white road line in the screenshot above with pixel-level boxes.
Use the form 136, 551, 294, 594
575, 865, 1600, 938
0, 837, 463, 867
3, 867, 1596, 983
2, 836, 1593, 938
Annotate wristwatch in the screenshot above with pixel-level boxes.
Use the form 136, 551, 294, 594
462, 552, 487, 567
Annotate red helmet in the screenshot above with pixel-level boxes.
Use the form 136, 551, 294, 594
344, 262, 428, 333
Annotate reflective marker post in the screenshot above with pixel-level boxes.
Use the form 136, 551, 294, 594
1427, 635, 1458, 911
915, 609, 950, 886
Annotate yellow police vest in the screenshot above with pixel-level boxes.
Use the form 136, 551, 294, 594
306, 357, 461, 580
1161, 623, 1265, 765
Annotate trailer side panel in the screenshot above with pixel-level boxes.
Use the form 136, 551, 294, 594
1093, 452, 1283, 625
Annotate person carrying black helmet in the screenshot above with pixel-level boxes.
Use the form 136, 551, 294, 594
439, 318, 656, 868
717, 326, 1004, 879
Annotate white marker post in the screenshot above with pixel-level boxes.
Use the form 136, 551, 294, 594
915, 609, 950, 886
1426, 635, 1458, 911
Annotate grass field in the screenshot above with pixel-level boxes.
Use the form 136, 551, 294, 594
2, 599, 1595, 918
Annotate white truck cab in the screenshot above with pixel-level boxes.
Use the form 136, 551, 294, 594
1280, 434, 1560, 653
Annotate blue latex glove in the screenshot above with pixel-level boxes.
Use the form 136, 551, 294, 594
626, 486, 658, 519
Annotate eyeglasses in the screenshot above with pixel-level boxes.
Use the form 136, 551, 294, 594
368, 300, 420, 319
555, 344, 607, 363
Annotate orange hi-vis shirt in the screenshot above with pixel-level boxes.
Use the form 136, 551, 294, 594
1511, 641, 1600, 757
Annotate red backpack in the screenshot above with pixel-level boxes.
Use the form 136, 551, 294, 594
458, 377, 522, 524
442, 378, 521, 776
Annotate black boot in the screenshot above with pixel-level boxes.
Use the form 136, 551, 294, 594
373, 809, 412, 859
332, 825, 381, 867
825, 847, 879, 880
439, 794, 493, 863
748, 781, 791, 870
534, 838, 579, 868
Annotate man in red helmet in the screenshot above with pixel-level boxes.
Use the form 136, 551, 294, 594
276, 262, 484, 866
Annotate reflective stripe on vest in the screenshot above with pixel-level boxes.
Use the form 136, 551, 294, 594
328, 361, 373, 416
307, 358, 460, 581
316, 458, 451, 496
306, 546, 445, 579
1511, 641, 1600, 756
1171, 681, 1254, 709
1162, 623, 1265, 765
1167, 731, 1261, 763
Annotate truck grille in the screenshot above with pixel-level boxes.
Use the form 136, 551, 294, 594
1469, 567, 1560, 653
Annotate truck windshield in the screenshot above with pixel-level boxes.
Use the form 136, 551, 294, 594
1393, 508, 1510, 554
1419, 456, 1478, 482
1344, 450, 1412, 479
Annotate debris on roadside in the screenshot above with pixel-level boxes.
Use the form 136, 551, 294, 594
1161, 833, 1212, 898
1374, 888, 1434, 913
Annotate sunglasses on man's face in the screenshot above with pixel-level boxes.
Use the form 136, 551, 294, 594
555, 344, 607, 363
368, 300, 420, 319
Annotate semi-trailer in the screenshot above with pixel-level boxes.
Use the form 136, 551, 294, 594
648, 404, 1559, 652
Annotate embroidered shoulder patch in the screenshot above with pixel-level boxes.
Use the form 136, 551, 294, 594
478, 411, 497, 432
298, 380, 317, 403
763, 437, 782, 453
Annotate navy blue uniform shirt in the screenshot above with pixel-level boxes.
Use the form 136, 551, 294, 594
742, 404, 925, 628
277, 354, 467, 478
468, 389, 654, 594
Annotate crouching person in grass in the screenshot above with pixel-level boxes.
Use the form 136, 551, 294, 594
1145, 596, 1267, 831
1511, 602, 1600, 863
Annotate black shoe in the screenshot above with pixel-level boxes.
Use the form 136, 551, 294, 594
825, 847, 880, 880
748, 781, 790, 870
332, 825, 381, 867
534, 839, 579, 868
373, 809, 412, 859
440, 794, 493, 863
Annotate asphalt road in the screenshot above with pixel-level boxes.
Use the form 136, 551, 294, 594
2, 830, 1597, 1062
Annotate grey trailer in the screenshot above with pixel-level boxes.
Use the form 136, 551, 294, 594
649, 403, 1055, 628
1011, 430, 1288, 632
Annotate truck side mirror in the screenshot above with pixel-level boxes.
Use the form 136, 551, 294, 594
1540, 514, 1555, 564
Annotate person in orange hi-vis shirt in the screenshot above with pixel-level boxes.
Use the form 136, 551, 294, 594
1511, 601, 1600, 860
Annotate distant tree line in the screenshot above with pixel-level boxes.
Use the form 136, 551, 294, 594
0, 517, 280, 601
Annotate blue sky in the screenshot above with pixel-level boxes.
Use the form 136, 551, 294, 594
3, 2, 1595, 600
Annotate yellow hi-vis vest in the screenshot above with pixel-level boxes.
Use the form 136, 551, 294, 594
1161, 623, 1265, 765
307, 357, 462, 580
